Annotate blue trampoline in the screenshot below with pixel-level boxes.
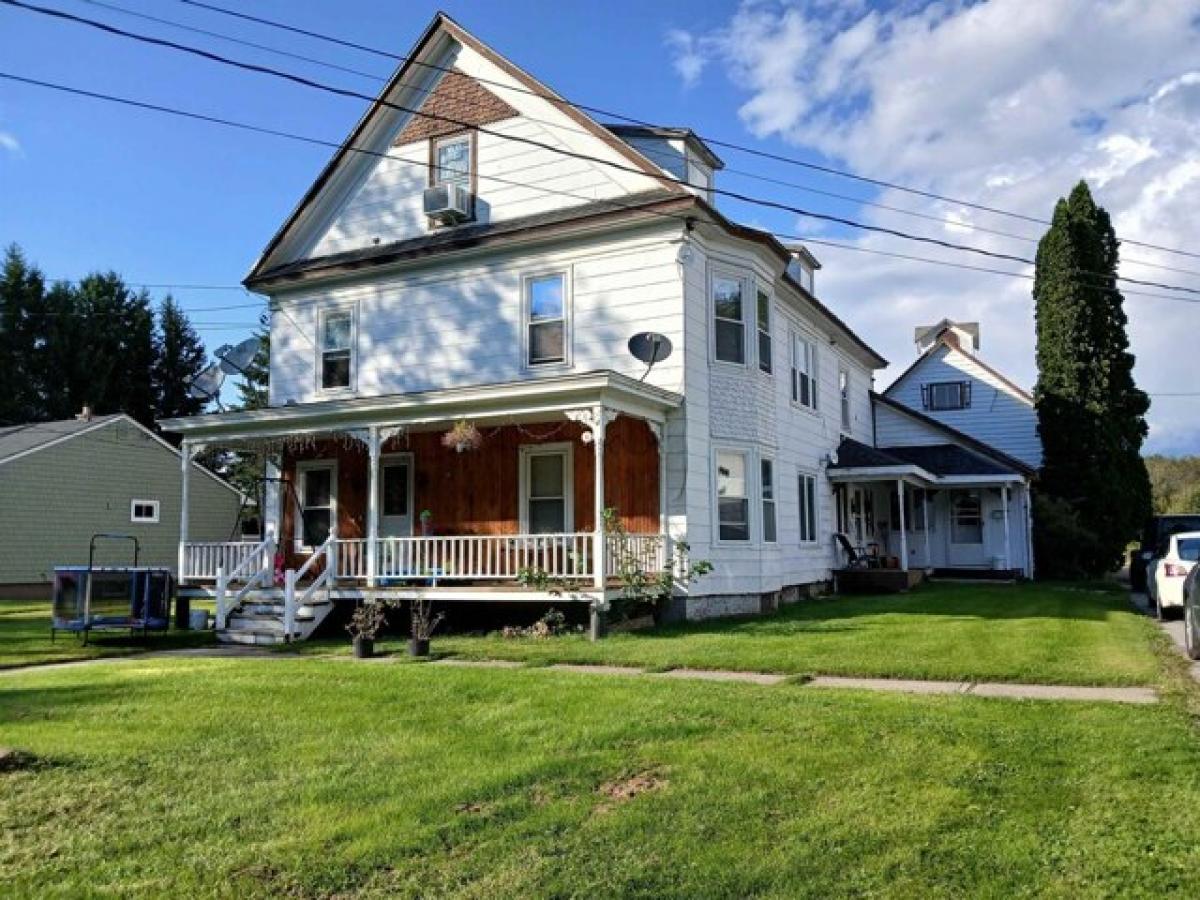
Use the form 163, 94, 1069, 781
51, 534, 175, 643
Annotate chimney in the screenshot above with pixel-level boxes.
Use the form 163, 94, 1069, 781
76, 404, 93, 422
914, 320, 980, 355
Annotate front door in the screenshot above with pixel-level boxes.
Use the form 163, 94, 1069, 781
948, 489, 987, 567
379, 454, 413, 537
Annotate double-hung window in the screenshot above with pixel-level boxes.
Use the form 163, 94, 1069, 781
297, 462, 336, 549
839, 367, 851, 432
760, 458, 777, 543
521, 444, 572, 533
798, 474, 817, 543
432, 133, 471, 188
713, 275, 745, 364
319, 307, 354, 391
791, 331, 818, 410
525, 273, 567, 367
756, 288, 772, 374
716, 450, 750, 541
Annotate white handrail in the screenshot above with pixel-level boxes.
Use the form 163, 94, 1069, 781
215, 536, 275, 630
183, 541, 261, 581
284, 528, 337, 641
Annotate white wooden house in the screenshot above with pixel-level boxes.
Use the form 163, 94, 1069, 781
161, 14, 1030, 644
825, 322, 1040, 581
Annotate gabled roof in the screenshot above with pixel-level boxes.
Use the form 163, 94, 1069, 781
871, 392, 1037, 476
0, 414, 124, 464
0, 413, 243, 495
244, 12, 680, 286
884, 327, 1033, 405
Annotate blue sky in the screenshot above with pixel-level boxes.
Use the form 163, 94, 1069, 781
2, 1, 1199, 453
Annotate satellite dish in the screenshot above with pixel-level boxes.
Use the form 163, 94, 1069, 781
217, 337, 260, 375
187, 363, 227, 401
628, 332, 673, 366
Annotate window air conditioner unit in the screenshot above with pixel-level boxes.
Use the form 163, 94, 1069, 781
423, 183, 473, 224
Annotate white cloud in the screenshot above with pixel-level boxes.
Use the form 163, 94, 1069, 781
664, 29, 708, 88
0, 131, 19, 156
667, 0, 1200, 454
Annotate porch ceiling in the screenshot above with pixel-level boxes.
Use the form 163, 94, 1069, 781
159, 370, 680, 444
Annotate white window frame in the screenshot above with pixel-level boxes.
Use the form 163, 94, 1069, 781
294, 459, 338, 551
710, 268, 748, 367
316, 303, 357, 395
756, 286, 773, 375
521, 270, 572, 370
130, 499, 160, 524
713, 447, 752, 544
432, 132, 472, 188
518, 442, 574, 533
760, 456, 777, 544
839, 365, 852, 433
790, 329, 819, 412
798, 472, 819, 544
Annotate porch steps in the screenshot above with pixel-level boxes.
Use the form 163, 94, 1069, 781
216, 595, 334, 646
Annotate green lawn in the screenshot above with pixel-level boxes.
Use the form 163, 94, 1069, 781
0, 601, 214, 670
416, 582, 1160, 686
3, 655, 1200, 898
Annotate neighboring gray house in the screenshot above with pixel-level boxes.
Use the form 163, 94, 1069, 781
0, 411, 243, 594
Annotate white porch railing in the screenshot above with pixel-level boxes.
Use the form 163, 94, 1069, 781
606, 532, 670, 576
283, 529, 337, 640
333, 532, 669, 583
183, 541, 263, 581
214, 536, 275, 630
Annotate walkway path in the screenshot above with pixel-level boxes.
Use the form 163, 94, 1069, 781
431, 658, 1158, 704
3, 646, 1160, 704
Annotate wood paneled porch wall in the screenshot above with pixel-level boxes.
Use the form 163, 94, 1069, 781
279, 416, 659, 562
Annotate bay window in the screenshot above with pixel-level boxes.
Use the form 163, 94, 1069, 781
713, 275, 745, 364
716, 450, 750, 541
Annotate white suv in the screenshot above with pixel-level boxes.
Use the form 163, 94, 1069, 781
1148, 531, 1200, 619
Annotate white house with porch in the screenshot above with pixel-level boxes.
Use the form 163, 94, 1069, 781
161, 14, 1034, 644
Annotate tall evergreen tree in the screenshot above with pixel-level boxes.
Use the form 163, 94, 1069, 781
0, 244, 46, 424
1032, 181, 1151, 577
153, 295, 208, 429
224, 313, 272, 499
73, 273, 157, 427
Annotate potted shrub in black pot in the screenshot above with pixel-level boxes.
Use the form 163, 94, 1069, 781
347, 601, 388, 658
409, 594, 444, 657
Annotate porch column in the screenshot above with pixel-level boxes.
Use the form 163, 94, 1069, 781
592, 405, 610, 591
178, 439, 193, 583
896, 479, 909, 572
1002, 484, 1012, 572
365, 426, 381, 588
648, 420, 668, 536
263, 455, 282, 539
922, 490, 932, 571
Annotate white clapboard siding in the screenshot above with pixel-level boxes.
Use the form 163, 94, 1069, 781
678, 231, 881, 598
884, 345, 1042, 468
269, 226, 686, 404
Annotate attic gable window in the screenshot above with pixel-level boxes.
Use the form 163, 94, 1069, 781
319, 307, 355, 391
923, 381, 972, 411
432, 133, 472, 188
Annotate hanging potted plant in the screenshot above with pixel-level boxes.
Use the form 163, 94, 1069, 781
442, 419, 483, 454
346, 601, 388, 658
409, 595, 445, 657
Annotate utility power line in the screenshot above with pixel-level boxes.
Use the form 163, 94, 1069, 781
172, 0, 1200, 263
69, 1, 1198, 280
9, 0, 1200, 300
4, 70, 1199, 311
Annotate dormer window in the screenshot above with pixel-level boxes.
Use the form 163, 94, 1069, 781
923, 381, 972, 411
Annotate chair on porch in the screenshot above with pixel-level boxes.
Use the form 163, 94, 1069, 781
835, 533, 871, 569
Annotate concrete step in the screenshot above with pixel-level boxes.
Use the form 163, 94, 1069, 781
216, 628, 293, 646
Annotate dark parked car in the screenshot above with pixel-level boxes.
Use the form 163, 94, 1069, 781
1131, 515, 1200, 592
1183, 564, 1200, 660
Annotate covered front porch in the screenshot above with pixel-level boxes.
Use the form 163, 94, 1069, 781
827, 439, 1033, 589
163, 372, 681, 639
